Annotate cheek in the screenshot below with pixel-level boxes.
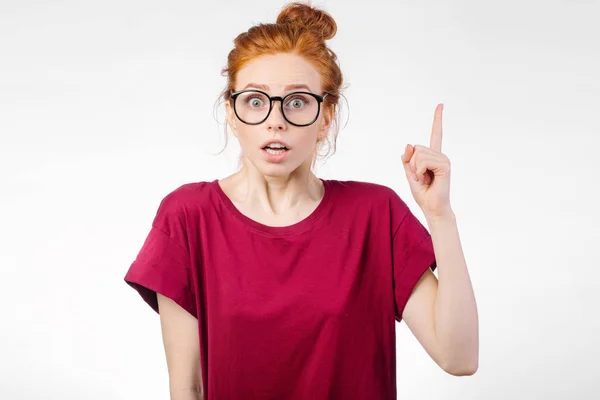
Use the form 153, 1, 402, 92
295, 130, 320, 151
236, 127, 260, 147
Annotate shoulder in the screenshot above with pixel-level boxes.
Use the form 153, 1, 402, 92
162, 181, 212, 206
327, 179, 409, 211
152, 180, 215, 233
159, 181, 213, 208
326, 179, 412, 231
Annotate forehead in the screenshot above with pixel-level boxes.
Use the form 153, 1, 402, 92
236, 53, 322, 93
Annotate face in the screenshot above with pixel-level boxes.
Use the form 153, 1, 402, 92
226, 53, 332, 177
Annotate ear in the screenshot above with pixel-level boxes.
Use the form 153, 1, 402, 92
317, 104, 333, 142
225, 100, 239, 138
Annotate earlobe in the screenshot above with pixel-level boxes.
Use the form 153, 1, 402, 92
317, 129, 328, 143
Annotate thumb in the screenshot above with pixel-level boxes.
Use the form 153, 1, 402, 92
402, 144, 415, 177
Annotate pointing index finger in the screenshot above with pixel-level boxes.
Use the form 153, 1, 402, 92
430, 103, 443, 152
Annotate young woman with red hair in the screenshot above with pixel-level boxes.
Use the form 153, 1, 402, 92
125, 2, 478, 399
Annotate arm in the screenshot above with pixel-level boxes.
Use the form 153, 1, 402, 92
157, 293, 204, 400
402, 211, 479, 376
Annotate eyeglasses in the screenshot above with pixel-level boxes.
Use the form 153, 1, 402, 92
230, 89, 329, 127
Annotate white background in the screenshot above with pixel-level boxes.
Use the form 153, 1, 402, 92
1, 0, 599, 398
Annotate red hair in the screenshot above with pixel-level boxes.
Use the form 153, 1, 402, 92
216, 1, 345, 166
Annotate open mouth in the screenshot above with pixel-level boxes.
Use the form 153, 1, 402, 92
263, 146, 289, 155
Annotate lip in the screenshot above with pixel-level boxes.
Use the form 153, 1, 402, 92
260, 139, 291, 150
262, 147, 290, 163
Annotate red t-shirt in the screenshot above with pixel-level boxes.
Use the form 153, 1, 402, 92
124, 178, 437, 399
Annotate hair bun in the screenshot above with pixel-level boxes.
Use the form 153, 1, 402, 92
276, 2, 337, 41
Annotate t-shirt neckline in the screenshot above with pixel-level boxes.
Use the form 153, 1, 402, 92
211, 178, 332, 236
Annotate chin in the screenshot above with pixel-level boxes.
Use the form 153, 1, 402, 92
260, 162, 296, 175
243, 150, 310, 175
260, 159, 307, 177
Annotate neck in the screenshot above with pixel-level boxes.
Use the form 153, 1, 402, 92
230, 159, 323, 215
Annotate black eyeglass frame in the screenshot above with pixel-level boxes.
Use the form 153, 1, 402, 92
230, 89, 329, 127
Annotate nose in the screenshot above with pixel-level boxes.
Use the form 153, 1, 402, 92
265, 100, 286, 131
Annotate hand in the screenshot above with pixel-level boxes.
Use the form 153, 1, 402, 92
401, 104, 452, 218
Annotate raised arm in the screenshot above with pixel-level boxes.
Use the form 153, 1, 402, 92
400, 104, 479, 375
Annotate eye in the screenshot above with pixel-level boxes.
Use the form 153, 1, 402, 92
245, 95, 265, 107
285, 95, 309, 108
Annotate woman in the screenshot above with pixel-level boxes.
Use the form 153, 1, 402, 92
124, 2, 479, 399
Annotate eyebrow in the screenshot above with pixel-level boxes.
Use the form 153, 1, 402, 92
241, 83, 313, 92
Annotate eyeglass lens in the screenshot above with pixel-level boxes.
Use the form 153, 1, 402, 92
234, 91, 319, 125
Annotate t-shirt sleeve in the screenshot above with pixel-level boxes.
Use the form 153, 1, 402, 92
124, 193, 197, 318
392, 202, 437, 322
